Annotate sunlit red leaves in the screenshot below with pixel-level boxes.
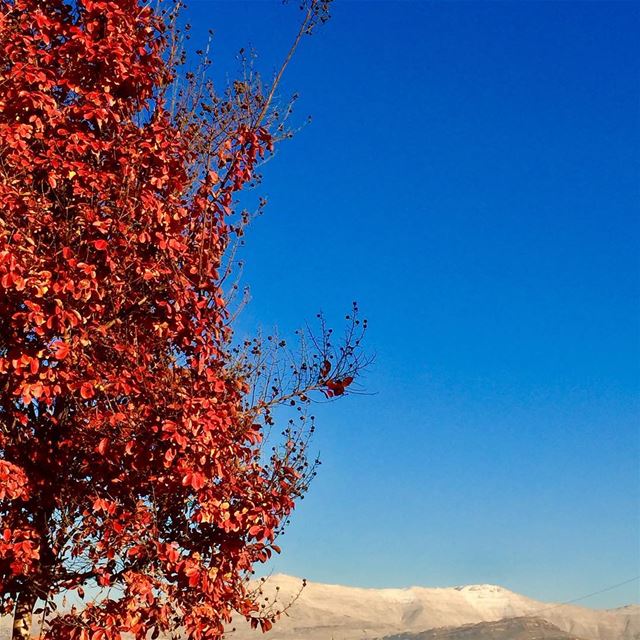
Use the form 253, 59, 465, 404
11, 354, 39, 375
182, 471, 206, 491
20, 382, 44, 405
248, 524, 274, 542
0, 527, 40, 576
0, 461, 30, 501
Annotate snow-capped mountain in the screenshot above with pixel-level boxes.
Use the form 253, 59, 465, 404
228, 574, 639, 640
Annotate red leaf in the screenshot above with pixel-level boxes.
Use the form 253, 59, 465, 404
80, 382, 95, 399
51, 340, 70, 360
97, 438, 108, 455
326, 380, 344, 396
326, 376, 354, 397
30, 382, 43, 399
260, 619, 273, 632
93, 239, 108, 251
183, 471, 205, 490
320, 359, 331, 378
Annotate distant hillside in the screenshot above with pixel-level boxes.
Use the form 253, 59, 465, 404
381, 616, 588, 640
227, 575, 639, 640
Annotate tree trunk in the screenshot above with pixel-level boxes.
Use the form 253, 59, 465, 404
12, 589, 37, 640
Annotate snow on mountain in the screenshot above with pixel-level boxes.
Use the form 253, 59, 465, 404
227, 574, 639, 640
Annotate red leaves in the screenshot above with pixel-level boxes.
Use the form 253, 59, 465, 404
320, 357, 355, 396
51, 340, 70, 360
163, 543, 180, 563
96, 572, 111, 587
0, 526, 41, 576
0, 1, 359, 638
0, 461, 30, 500
11, 354, 39, 375
20, 381, 44, 405
182, 471, 206, 491
249, 617, 274, 633
324, 376, 354, 398
248, 524, 274, 542
127, 545, 147, 559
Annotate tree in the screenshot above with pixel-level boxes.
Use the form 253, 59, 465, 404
0, 1, 365, 639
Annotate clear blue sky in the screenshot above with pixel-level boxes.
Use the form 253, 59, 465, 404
185, 1, 639, 608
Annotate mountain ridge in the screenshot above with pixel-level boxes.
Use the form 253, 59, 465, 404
380, 615, 590, 640
228, 574, 639, 640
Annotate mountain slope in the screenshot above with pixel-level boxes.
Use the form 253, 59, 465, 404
228, 575, 639, 640
382, 616, 589, 640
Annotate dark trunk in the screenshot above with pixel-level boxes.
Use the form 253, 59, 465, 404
12, 588, 37, 640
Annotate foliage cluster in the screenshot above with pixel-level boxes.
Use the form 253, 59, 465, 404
0, 1, 364, 638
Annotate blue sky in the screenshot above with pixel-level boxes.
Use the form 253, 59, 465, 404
185, 1, 639, 608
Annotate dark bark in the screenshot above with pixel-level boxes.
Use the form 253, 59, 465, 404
12, 588, 37, 640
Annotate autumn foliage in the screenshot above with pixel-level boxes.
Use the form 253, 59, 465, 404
0, 1, 363, 639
